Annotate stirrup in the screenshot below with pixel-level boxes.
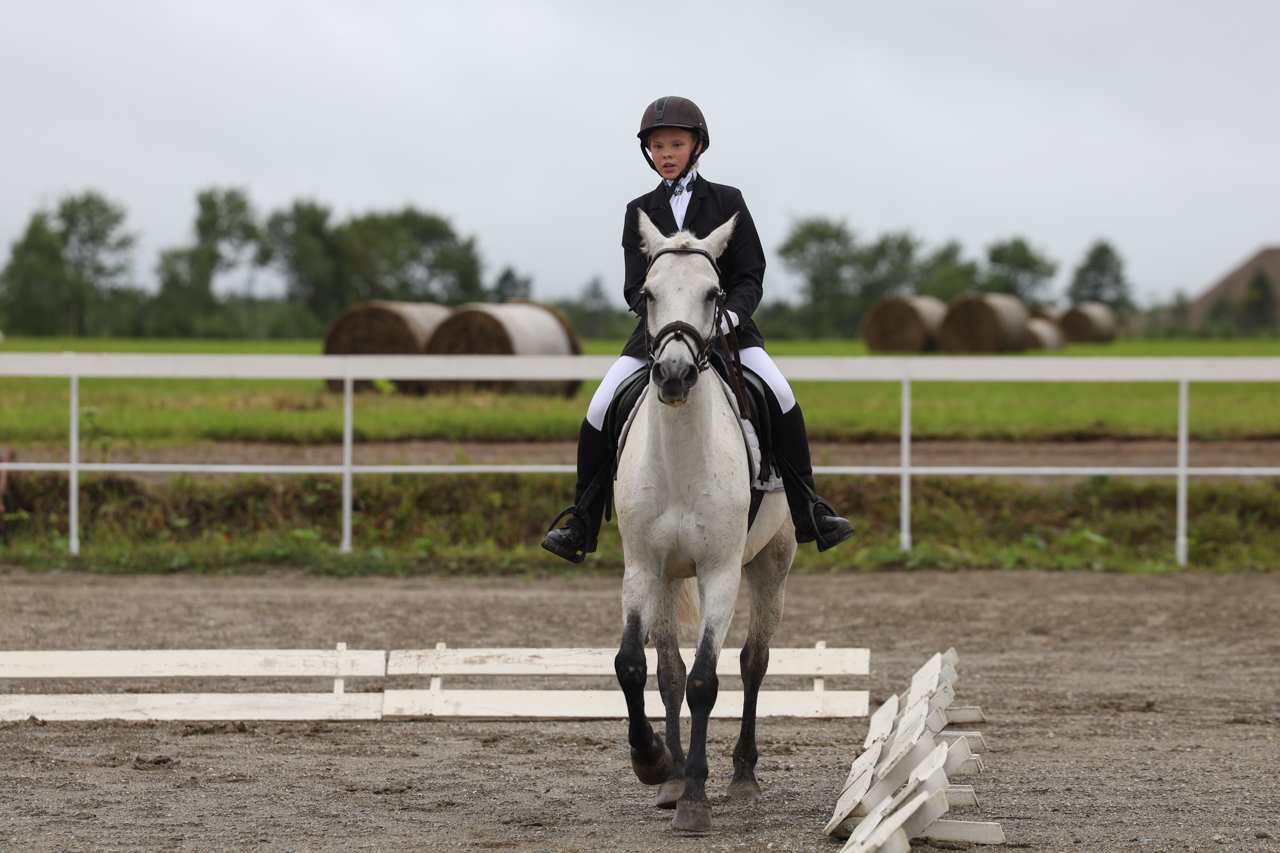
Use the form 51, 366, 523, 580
808, 498, 855, 553
541, 506, 596, 564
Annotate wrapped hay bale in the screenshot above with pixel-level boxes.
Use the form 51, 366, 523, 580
862, 296, 947, 353
424, 301, 583, 396
322, 298, 453, 391
1026, 317, 1065, 351
938, 293, 1029, 353
1061, 301, 1117, 343
323, 300, 451, 393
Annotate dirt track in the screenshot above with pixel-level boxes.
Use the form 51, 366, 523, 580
1, 570, 1278, 852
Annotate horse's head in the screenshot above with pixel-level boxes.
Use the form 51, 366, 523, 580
636, 209, 738, 406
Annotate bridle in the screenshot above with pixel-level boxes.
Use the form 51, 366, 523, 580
643, 247, 751, 419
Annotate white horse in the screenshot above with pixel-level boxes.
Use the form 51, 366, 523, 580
612, 209, 797, 833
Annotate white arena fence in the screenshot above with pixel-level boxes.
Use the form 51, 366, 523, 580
2, 352, 1279, 566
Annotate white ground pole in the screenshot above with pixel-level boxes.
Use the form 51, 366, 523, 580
4, 353, 1280, 564
900, 377, 912, 552
1176, 379, 1190, 567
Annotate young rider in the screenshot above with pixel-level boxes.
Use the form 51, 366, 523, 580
542, 95, 854, 563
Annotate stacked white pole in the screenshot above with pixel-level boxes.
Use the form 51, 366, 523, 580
823, 648, 1005, 851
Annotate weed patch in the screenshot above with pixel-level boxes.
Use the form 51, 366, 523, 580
1, 473, 1277, 575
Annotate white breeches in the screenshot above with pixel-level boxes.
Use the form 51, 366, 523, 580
585, 346, 796, 431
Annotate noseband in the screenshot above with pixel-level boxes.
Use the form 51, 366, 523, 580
644, 247, 724, 371
643, 246, 751, 419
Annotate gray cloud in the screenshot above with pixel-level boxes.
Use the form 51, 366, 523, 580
2, 0, 1278, 307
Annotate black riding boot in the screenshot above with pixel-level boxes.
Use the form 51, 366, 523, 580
541, 419, 612, 563
771, 402, 855, 552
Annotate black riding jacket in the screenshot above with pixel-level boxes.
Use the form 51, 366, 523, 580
619, 176, 767, 360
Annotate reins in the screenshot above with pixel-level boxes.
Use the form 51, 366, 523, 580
644, 248, 751, 420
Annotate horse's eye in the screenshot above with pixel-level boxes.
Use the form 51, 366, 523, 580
706, 290, 719, 302
644, 290, 655, 302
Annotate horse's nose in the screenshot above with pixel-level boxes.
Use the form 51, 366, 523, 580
652, 359, 698, 405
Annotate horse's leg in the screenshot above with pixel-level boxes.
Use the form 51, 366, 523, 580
729, 526, 796, 801
616, 568, 673, 786
672, 566, 741, 833
652, 580, 687, 809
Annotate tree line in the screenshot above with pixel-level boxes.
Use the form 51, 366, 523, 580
0, 189, 531, 338
8, 190, 1268, 341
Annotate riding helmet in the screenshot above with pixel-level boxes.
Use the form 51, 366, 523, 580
638, 96, 709, 176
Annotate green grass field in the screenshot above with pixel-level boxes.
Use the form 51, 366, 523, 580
2, 336, 1280, 446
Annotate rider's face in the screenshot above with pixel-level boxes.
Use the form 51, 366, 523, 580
647, 128, 699, 180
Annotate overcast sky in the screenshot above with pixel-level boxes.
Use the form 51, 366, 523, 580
3, 1, 1278, 307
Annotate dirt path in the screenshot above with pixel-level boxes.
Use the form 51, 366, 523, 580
1, 570, 1277, 851
13, 439, 1280, 474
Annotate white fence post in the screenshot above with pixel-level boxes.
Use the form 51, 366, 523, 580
341, 370, 353, 555
68, 362, 80, 557
1176, 379, 1189, 567
900, 377, 912, 552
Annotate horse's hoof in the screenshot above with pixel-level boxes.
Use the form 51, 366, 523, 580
727, 778, 763, 801
672, 800, 713, 833
655, 778, 685, 809
630, 738, 673, 786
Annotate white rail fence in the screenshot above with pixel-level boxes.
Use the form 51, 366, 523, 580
2, 353, 1279, 566
0, 642, 868, 722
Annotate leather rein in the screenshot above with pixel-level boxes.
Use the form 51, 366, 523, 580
643, 247, 752, 420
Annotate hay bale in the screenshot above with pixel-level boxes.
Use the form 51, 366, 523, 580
938, 293, 1029, 353
323, 300, 451, 393
1026, 317, 1064, 351
424, 301, 583, 396
1061, 301, 1117, 343
863, 296, 948, 353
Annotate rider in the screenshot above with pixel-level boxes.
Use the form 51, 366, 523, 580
542, 95, 855, 563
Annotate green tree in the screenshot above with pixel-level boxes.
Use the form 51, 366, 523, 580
778, 218, 857, 338
150, 188, 265, 336
0, 214, 72, 335
490, 267, 533, 302
555, 276, 633, 339
1237, 269, 1277, 335
1068, 240, 1133, 312
846, 232, 919, 334
266, 200, 344, 324
0, 191, 136, 336
337, 208, 484, 307
916, 241, 979, 303
267, 203, 483, 326
982, 237, 1057, 305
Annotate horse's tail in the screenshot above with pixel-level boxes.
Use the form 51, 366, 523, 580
677, 577, 700, 631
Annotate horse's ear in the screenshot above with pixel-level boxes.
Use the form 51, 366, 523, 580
636, 208, 665, 256
701, 212, 738, 259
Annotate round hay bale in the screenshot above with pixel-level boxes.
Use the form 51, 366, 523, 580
938, 293, 1029, 353
1026, 317, 1064, 351
424, 302, 583, 396
862, 296, 948, 353
323, 300, 451, 393
1061, 301, 1117, 343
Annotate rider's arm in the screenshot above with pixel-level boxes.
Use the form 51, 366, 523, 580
621, 205, 649, 317
718, 191, 766, 329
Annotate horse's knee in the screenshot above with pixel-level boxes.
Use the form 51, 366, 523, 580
615, 618, 648, 693
685, 662, 719, 714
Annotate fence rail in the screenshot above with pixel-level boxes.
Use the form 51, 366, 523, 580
4, 352, 1280, 565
